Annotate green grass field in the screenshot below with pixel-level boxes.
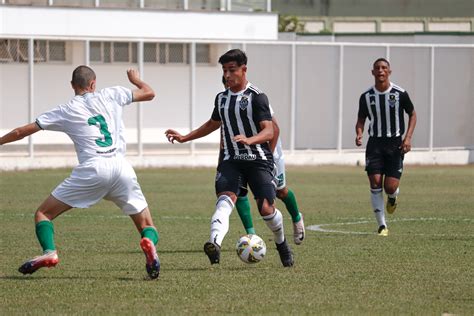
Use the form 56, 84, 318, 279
1, 166, 473, 314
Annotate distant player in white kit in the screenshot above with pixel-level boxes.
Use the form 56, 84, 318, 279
0, 66, 161, 279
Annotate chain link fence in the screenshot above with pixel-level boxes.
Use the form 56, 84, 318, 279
0, 38, 473, 156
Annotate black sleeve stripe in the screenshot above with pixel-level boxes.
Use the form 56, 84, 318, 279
35, 119, 44, 130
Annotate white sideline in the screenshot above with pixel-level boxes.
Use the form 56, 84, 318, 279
0, 148, 472, 170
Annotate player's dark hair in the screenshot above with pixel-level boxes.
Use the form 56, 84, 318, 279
71, 65, 96, 89
373, 58, 390, 68
218, 49, 247, 66
221, 76, 227, 87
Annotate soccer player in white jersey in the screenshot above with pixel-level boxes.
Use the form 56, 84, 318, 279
355, 58, 417, 236
0, 66, 161, 279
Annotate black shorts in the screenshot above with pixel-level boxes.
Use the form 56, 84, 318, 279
365, 137, 404, 179
217, 150, 248, 197
215, 160, 276, 203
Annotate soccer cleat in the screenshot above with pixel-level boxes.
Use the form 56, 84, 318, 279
378, 225, 389, 236
203, 241, 221, 265
386, 196, 398, 214
140, 237, 160, 279
275, 239, 294, 267
293, 213, 305, 245
18, 250, 59, 275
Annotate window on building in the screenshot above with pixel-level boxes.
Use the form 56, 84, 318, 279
0, 39, 67, 63
90, 41, 211, 65
196, 43, 211, 63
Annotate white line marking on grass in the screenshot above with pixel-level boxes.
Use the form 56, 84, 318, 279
307, 217, 474, 236
0, 213, 210, 221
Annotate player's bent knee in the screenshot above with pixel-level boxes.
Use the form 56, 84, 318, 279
257, 198, 275, 216
276, 187, 288, 200
217, 192, 237, 204
384, 186, 398, 195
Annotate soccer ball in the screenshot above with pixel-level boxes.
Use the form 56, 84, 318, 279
235, 234, 266, 264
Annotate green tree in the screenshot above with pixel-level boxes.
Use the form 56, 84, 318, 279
278, 15, 305, 32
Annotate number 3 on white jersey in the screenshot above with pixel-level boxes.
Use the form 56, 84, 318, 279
88, 115, 112, 147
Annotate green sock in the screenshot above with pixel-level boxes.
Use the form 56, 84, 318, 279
141, 226, 159, 245
35, 220, 56, 252
236, 196, 256, 234
282, 189, 301, 223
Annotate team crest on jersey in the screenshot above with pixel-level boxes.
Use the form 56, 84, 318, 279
388, 93, 398, 108
239, 96, 249, 110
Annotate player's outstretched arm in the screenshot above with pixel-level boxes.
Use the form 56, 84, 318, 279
165, 119, 221, 144
0, 122, 41, 145
127, 68, 155, 102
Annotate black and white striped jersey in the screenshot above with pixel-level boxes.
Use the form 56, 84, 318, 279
358, 83, 415, 138
211, 82, 273, 162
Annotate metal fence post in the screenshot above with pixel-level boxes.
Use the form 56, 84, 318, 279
190, 42, 196, 155
429, 46, 435, 151
84, 40, 90, 66
290, 43, 296, 154
28, 38, 34, 157
137, 41, 144, 157
337, 45, 344, 152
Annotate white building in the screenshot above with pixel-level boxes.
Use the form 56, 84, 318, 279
1, 1, 473, 169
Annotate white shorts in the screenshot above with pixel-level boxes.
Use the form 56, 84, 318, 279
274, 156, 286, 190
52, 156, 148, 215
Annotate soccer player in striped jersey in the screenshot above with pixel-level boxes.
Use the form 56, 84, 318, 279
165, 49, 294, 267
219, 77, 305, 245
0, 66, 161, 279
355, 58, 417, 236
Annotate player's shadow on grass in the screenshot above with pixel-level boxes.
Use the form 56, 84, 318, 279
157, 248, 235, 254
0, 275, 92, 281
1, 275, 151, 282
157, 249, 204, 254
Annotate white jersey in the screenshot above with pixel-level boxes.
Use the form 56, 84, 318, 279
36, 86, 133, 164
269, 105, 284, 161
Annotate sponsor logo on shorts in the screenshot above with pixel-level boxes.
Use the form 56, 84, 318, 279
276, 173, 285, 187
215, 172, 222, 182
234, 153, 257, 161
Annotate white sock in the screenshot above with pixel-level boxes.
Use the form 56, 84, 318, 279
388, 187, 400, 199
263, 209, 285, 244
210, 195, 234, 247
371, 188, 387, 227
